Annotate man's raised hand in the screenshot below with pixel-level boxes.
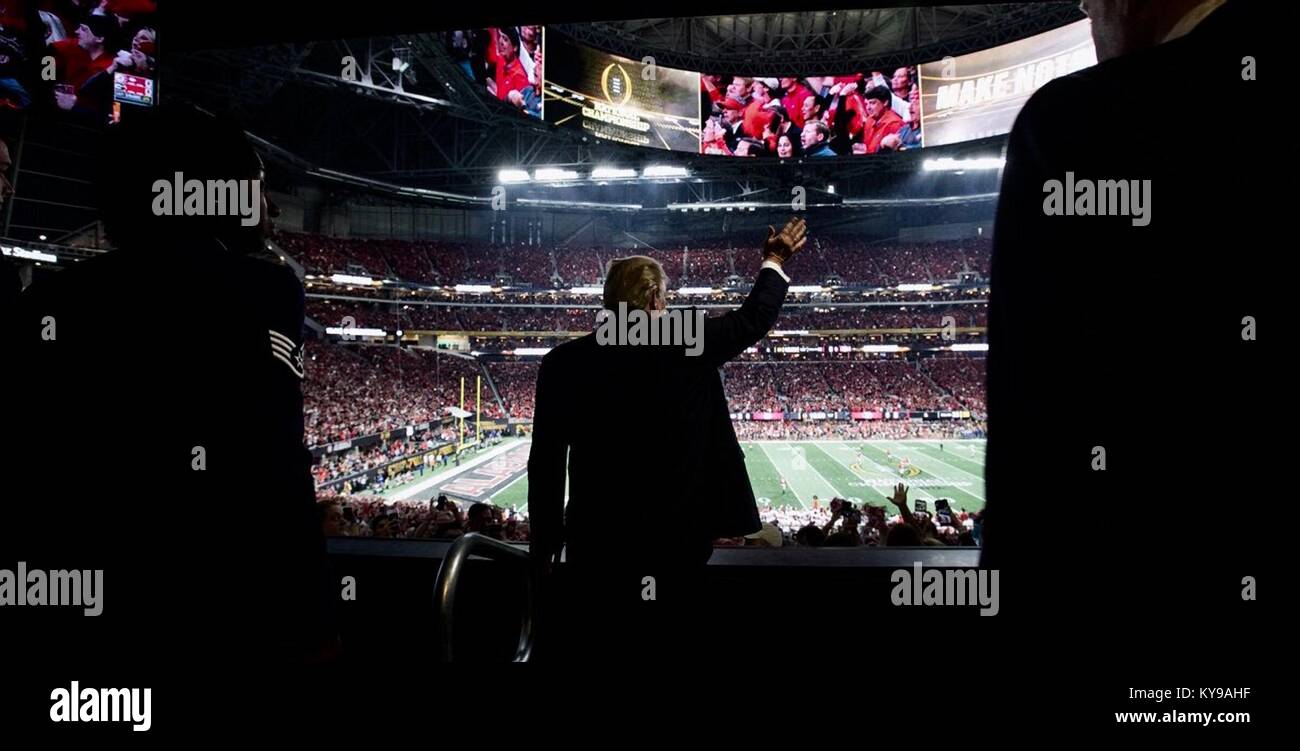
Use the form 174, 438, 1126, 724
763, 216, 808, 266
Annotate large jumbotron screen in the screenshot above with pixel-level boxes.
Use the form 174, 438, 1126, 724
449, 19, 1095, 155
918, 19, 1096, 146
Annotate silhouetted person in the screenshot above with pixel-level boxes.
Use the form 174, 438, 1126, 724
986, 0, 1268, 623
4, 106, 336, 711
528, 217, 805, 662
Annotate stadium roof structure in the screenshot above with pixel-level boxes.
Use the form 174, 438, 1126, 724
5, 3, 1074, 244
162, 2, 1081, 198
551, 4, 1082, 75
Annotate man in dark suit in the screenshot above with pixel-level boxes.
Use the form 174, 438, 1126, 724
986, 0, 1268, 633
528, 217, 805, 661
2, 106, 336, 722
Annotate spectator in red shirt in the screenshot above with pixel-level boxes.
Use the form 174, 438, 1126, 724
700, 74, 724, 105
51, 13, 115, 104
780, 77, 814, 129
491, 26, 536, 117
861, 85, 904, 154
742, 78, 776, 139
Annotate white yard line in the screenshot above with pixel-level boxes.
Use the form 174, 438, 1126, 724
757, 442, 808, 510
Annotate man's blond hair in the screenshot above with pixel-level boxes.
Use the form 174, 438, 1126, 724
603, 255, 666, 311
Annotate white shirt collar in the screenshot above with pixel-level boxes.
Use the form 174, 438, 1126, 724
1161, 0, 1228, 44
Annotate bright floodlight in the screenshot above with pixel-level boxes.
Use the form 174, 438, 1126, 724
326, 326, 386, 337
331, 273, 376, 286
535, 167, 579, 181
950, 343, 990, 352
923, 156, 1005, 172
590, 166, 637, 179
642, 165, 689, 178
498, 169, 530, 183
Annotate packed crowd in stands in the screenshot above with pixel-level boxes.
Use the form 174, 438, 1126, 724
277, 231, 991, 289
303, 298, 987, 335
300, 343, 984, 448
303, 342, 502, 447
721, 359, 977, 415
719, 488, 981, 548
923, 356, 987, 415
319, 494, 531, 542
316, 487, 980, 549
484, 361, 539, 420
772, 305, 986, 330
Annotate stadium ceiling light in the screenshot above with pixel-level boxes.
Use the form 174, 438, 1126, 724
535, 167, 579, 182
859, 344, 906, 353
453, 284, 494, 293
677, 287, 715, 295
498, 169, 531, 183
951, 343, 990, 352
827, 185, 836, 194
642, 165, 689, 178
331, 273, 376, 286
590, 166, 637, 179
788, 285, 826, 294
325, 326, 386, 337
569, 286, 603, 295
922, 156, 1005, 172
512, 348, 552, 356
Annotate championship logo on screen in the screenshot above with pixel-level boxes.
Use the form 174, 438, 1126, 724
601, 63, 634, 107
543, 33, 699, 151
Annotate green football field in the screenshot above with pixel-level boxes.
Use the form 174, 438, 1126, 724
482, 439, 986, 514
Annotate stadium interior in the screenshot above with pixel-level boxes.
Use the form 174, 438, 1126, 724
5, 2, 1089, 663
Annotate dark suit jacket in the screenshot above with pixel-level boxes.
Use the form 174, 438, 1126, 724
527, 266, 790, 571
986, 1, 1271, 617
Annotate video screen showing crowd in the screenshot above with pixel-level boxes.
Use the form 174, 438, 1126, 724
0, 0, 156, 120
443, 25, 543, 119
699, 67, 921, 157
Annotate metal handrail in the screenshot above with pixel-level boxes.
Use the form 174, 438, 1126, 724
432, 532, 535, 662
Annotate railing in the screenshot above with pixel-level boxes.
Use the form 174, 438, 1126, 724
432, 533, 535, 662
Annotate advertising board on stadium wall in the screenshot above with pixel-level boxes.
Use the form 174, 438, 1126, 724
318, 442, 454, 492
918, 19, 1095, 146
